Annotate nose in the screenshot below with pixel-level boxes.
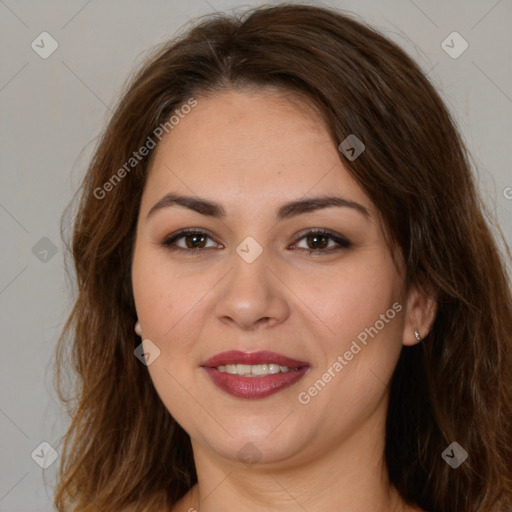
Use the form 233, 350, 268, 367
213, 248, 291, 331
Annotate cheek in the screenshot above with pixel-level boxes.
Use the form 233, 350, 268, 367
294, 261, 404, 427
290, 252, 402, 352
132, 248, 208, 428
132, 247, 210, 341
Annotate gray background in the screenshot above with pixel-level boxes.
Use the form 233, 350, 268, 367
0, 0, 511, 510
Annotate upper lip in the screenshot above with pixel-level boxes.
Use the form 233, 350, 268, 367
201, 350, 310, 369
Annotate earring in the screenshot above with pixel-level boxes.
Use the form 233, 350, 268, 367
134, 321, 142, 337
414, 329, 422, 342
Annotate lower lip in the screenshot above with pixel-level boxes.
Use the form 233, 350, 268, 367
203, 367, 309, 399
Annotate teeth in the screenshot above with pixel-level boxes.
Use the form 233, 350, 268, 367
251, 364, 268, 375
268, 364, 281, 374
216, 363, 293, 376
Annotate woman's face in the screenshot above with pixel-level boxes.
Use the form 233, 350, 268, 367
131, 89, 421, 468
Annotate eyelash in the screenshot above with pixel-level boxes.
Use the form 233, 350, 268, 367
161, 228, 351, 256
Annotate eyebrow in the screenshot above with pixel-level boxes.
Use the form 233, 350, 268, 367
146, 193, 369, 221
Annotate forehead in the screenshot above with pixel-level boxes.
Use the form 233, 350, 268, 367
142, 89, 372, 215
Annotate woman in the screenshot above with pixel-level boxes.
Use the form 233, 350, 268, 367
54, 4, 512, 512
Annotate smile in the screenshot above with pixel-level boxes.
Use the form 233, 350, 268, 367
216, 363, 292, 376
201, 350, 310, 399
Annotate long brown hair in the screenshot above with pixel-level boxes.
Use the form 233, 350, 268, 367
54, 4, 512, 511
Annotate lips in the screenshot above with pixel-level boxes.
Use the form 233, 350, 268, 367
201, 350, 309, 369
201, 350, 310, 399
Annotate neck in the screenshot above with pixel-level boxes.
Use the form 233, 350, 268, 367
174, 400, 412, 512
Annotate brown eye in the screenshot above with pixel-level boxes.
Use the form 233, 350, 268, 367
162, 228, 350, 255
162, 229, 220, 252
305, 234, 330, 250
292, 229, 351, 254
183, 233, 208, 248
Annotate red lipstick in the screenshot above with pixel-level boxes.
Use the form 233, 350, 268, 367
202, 350, 308, 368
201, 350, 310, 399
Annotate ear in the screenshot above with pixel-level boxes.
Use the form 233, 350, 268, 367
401, 285, 437, 346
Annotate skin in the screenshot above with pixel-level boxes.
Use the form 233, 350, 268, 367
131, 88, 436, 512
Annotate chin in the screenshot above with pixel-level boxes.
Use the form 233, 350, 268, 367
191, 417, 315, 468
